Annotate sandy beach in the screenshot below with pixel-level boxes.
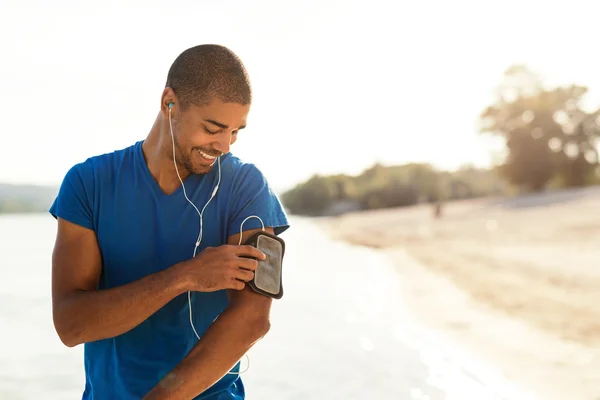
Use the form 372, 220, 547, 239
321, 187, 600, 400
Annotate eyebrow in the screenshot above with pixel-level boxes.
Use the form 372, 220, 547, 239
205, 119, 246, 130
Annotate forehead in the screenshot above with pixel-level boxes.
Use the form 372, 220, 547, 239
186, 98, 250, 127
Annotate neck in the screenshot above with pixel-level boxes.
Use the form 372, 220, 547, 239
142, 112, 190, 195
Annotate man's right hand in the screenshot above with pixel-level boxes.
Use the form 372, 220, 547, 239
178, 245, 266, 292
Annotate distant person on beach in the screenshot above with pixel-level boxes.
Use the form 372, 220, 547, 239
433, 201, 443, 219
48, 44, 289, 399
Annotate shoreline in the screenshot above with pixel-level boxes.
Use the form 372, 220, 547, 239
317, 192, 600, 400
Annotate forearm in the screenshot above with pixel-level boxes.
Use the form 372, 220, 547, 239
143, 306, 270, 400
54, 263, 188, 347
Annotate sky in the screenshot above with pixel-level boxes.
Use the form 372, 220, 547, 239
2, 0, 600, 193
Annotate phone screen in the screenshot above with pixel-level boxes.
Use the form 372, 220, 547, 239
254, 235, 283, 294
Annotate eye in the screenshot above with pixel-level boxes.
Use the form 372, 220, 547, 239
232, 130, 238, 135
203, 126, 221, 135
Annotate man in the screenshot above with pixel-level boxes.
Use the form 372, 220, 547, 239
49, 44, 290, 399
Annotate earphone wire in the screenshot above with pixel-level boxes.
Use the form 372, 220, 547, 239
169, 105, 264, 375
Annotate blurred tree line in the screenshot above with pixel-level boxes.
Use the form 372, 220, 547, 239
0, 200, 44, 213
282, 65, 600, 216
281, 163, 506, 216
0, 184, 57, 214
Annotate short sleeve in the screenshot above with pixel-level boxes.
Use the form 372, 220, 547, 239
228, 164, 290, 237
48, 160, 95, 231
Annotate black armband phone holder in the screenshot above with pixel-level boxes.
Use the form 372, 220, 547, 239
243, 231, 285, 299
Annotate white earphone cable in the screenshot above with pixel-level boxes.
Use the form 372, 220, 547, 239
169, 106, 264, 375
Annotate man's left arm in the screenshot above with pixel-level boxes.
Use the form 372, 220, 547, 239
143, 227, 275, 400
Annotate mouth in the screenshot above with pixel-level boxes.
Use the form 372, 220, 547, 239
196, 149, 219, 165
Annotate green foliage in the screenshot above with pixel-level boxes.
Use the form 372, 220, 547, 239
283, 65, 600, 216
480, 65, 600, 192
0, 200, 46, 213
0, 184, 57, 214
281, 163, 506, 216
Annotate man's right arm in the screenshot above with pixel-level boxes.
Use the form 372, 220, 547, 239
51, 217, 263, 347
51, 217, 189, 347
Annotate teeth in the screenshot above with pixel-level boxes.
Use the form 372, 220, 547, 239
198, 150, 216, 159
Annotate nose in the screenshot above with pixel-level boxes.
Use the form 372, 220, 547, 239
212, 131, 232, 155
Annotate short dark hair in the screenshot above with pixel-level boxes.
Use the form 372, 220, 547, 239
165, 44, 252, 108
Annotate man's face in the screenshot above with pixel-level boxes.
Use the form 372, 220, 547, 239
170, 98, 250, 175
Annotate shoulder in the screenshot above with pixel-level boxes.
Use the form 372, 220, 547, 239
50, 142, 140, 228
220, 153, 269, 189
220, 152, 264, 177
54, 141, 138, 208
220, 153, 290, 235
64, 141, 140, 184
80, 141, 140, 173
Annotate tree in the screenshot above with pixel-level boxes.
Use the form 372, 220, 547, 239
553, 106, 600, 187
280, 162, 506, 216
280, 174, 336, 216
479, 65, 600, 192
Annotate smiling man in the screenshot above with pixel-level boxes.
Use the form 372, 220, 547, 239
49, 44, 290, 399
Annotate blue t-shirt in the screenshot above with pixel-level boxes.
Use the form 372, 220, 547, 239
49, 140, 290, 399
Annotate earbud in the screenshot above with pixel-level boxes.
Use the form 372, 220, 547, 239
168, 102, 174, 109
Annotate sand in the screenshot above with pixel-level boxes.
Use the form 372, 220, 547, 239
320, 187, 600, 400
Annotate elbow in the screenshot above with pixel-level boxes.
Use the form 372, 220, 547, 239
252, 316, 271, 339
53, 311, 82, 348
55, 327, 80, 348
236, 310, 271, 341
55, 322, 81, 348
60, 336, 80, 348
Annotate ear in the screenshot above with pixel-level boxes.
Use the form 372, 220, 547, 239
160, 87, 178, 117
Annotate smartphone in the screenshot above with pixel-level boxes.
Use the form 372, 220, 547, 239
244, 231, 285, 299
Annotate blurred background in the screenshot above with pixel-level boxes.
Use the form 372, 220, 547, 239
1, 0, 599, 399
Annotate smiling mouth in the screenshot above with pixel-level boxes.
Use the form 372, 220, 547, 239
197, 149, 220, 163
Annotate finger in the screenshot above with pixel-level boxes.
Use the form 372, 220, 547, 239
235, 269, 255, 282
233, 245, 266, 260
238, 258, 259, 271
231, 279, 246, 290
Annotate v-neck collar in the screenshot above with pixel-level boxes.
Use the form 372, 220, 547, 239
136, 140, 199, 199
